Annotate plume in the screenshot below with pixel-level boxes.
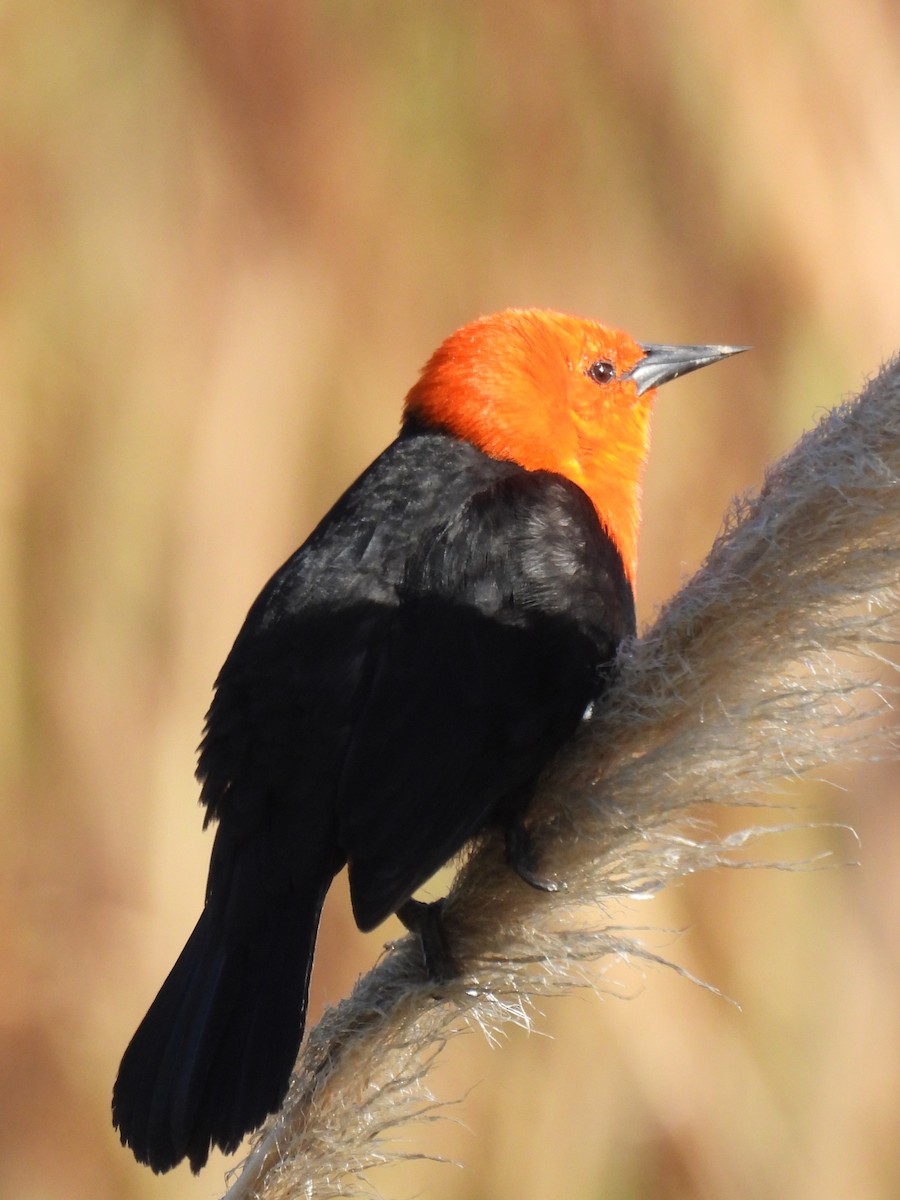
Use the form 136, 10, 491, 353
222, 357, 900, 1200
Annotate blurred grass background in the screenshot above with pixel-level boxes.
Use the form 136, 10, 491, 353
2, 2, 899, 1198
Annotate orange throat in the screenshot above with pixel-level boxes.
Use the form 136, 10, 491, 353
560, 414, 652, 589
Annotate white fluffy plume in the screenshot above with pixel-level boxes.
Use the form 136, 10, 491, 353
222, 358, 899, 1200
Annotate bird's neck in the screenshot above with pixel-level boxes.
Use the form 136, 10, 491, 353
563, 455, 645, 588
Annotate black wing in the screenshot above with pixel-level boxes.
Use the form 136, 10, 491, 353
337, 468, 634, 930
197, 433, 633, 931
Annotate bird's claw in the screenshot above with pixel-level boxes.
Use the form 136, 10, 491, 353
396, 896, 458, 981
505, 816, 567, 893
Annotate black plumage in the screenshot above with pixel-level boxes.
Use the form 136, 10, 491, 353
112, 423, 635, 1172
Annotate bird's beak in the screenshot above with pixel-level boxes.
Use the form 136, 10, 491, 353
623, 342, 749, 396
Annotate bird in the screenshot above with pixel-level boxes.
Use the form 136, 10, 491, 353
112, 308, 744, 1173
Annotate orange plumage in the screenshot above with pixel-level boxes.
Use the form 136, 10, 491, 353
406, 309, 658, 584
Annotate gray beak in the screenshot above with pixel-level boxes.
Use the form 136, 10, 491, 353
623, 342, 749, 396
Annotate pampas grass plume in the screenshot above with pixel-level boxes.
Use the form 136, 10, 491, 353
222, 358, 899, 1200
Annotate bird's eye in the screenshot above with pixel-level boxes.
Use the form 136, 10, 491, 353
587, 359, 616, 385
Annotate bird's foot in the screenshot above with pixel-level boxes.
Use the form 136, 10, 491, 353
396, 897, 457, 982
505, 816, 566, 894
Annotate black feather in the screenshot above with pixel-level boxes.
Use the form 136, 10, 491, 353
113, 429, 635, 1171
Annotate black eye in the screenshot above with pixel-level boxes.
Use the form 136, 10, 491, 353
587, 359, 615, 384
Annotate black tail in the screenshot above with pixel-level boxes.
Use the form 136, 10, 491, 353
112, 836, 330, 1173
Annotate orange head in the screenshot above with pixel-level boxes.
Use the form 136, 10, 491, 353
404, 308, 745, 586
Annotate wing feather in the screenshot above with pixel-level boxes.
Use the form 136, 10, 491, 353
339, 470, 632, 930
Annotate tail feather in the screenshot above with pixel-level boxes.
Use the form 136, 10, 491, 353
112, 864, 327, 1173
188, 903, 313, 1166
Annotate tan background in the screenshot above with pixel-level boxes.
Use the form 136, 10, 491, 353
2, 3, 899, 1198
